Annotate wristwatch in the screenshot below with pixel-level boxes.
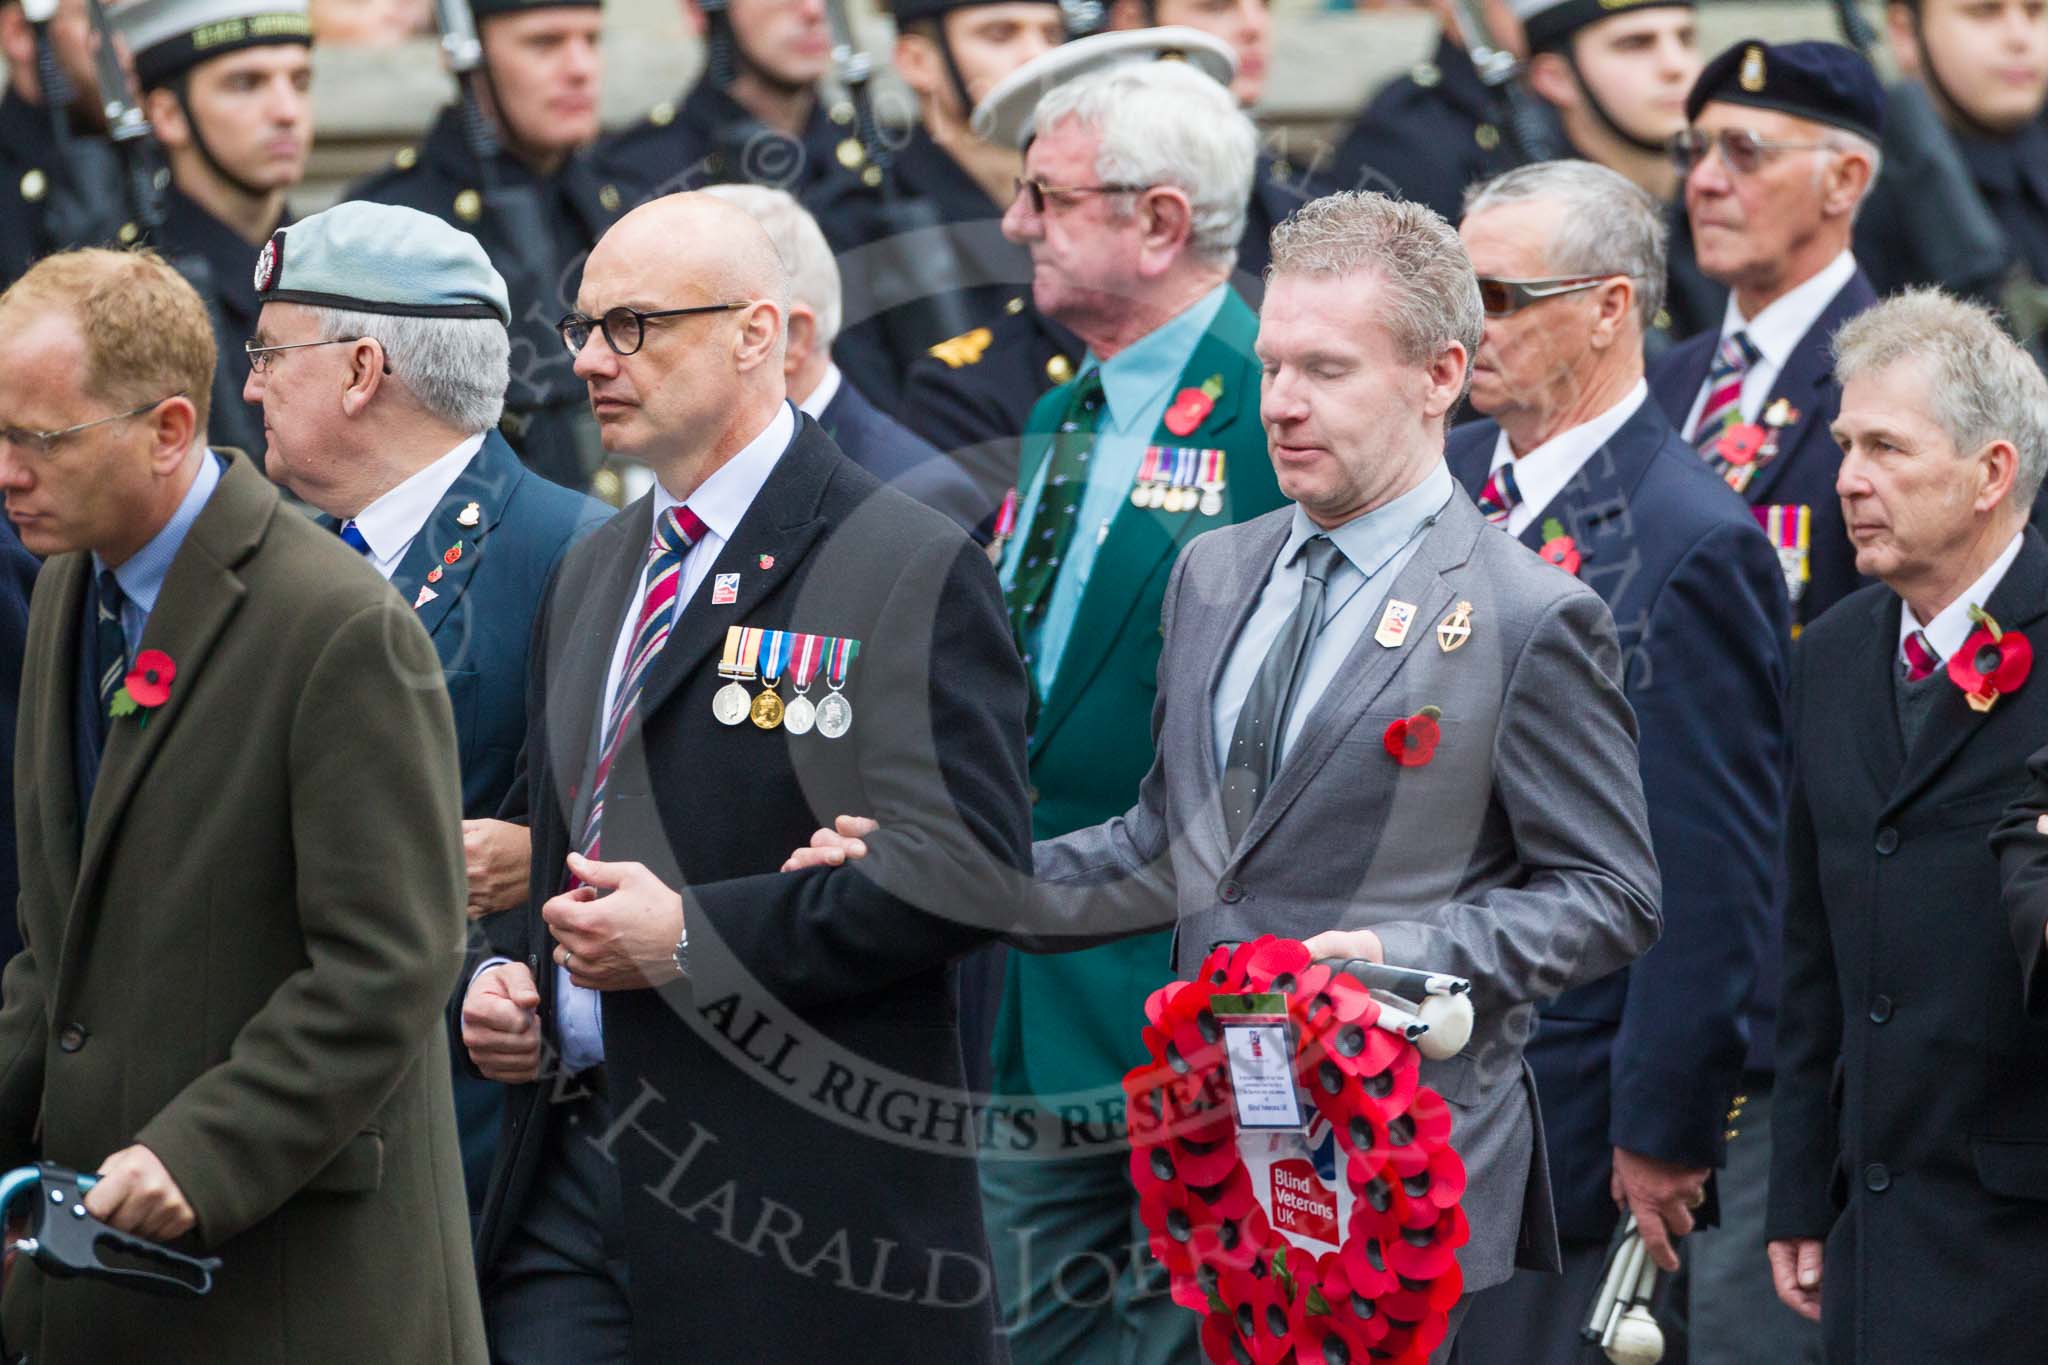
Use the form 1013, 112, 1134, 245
673, 929, 690, 978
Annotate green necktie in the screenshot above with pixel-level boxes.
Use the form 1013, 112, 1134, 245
1007, 368, 1107, 668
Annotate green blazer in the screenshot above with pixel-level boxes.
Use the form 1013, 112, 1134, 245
0, 453, 486, 1362
992, 289, 1288, 1101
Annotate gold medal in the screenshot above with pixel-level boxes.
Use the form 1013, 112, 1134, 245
751, 688, 785, 729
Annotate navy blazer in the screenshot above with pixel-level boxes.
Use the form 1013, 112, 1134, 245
388, 432, 609, 819
818, 375, 986, 541
1449, 399, 1791, 1240
1647, 269, 1877, 636
0, 523, 38, 973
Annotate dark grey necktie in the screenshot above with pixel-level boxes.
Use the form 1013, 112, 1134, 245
1222, 536, 1343, 845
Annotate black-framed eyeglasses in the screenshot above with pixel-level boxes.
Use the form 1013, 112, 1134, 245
1011, 176, 1150, 215
244, 335, 366, 374
1476, 275, 1620, 318
557, 303, 750, 357
1670, 127, 1832, 178
0, 391, 187, 460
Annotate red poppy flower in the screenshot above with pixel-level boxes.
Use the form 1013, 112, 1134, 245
1540, 534, 1582, 576
124, 649, 176, 708
1949, 611, 2033, 712
1716, 422, 1766, 466
1382, 707, 1442, 767
1164, 387, 1215, 437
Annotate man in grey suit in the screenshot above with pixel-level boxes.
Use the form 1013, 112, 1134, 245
788, 190, 1662, 1354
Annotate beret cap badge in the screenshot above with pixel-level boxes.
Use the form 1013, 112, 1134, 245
252, 233, 282, 292
1740, 45, 1766, 92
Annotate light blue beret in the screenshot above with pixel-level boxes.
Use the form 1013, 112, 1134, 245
252, 201, 511, 326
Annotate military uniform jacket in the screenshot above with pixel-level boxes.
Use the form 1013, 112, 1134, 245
474, 416, 1032, 1362
154, 184, 279, 461
990, 289, 1288, 1102
1330, 33, 1522, 223
1770, 531, 2048, 1364
0, 90, 64, 290
597, 78, 869, 211
1448, 402, 1789, 1240
0, 452, 485, 1362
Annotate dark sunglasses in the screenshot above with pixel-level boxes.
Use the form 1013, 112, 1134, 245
557, 302, 750, 357
1669, 127, 1832, 178
1475, 275, 1617, 318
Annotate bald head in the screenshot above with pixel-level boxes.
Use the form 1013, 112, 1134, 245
573, 192, 796, 494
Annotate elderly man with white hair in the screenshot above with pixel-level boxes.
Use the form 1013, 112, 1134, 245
966, 42, 1291, 1365
703, 183, 986, 537
1446, 158, 1790, 1363
1779, 289, 2048, 1363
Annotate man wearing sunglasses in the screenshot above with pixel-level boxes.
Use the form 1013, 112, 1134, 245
0, 246, 487, 1361
1645, 38, 1885, 1365
1446, 158, 1789, 1364
242, 200, 608, 1219
460, 190, 1032, 1363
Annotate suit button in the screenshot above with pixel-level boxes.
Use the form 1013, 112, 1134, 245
57, 1024, 86, 1053
1875, 826, 1900, 855
1870, 995, 1893, 1024
1864, 1162, 1891, 1193
1218, 879, 1245, 904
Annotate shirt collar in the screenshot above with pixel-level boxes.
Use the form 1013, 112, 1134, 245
1900, 529, 2028, 663
348, 432, 486, 564
798, 363, 843, 422
1281, 460, 1457, 576
654, 400, 796, 544
1088, 283, 1232, 433
1487, 381, 1649, 512
1720, 249, 1858, 372
96, 449, 222, 615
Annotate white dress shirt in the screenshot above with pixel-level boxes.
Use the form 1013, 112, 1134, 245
345, 432, 486, 580
1682, 250, 1859, 441
1897, 530, 2026, 667
797, 363, 842, 421
1485, 381, 1649, 536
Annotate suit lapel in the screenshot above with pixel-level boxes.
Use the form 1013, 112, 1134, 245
1511, 404, 1664, 578
1853, 588, 1907, 794
392, 432, 527, 638
37, 556, 88, 898
1231, 495, 1482, 862
63, 455, 268, 987
1032, 294, 1260, 756
1886, 532, 2048, 815
550, 501, 648, 842
629, 417, 833, 727
1194, 513, 1291, 851
1739, 274, 1873, 507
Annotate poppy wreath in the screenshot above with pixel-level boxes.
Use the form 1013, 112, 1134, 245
1126, 936, 1469, 1365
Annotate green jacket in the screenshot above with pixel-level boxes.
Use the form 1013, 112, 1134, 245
992, 289, 1288, 1103
0, 453, 486, 1362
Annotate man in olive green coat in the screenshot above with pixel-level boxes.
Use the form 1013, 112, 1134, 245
972, 42, 1288, 1365
0, 248, 485, 1361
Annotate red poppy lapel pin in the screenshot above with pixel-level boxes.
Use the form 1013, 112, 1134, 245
1163, 374, 1225, 438
1949, 605, 2032, 713
108, 649, 176, 726
1716, 422, 1766, 467
1384, 705, 1442, 767
1538, 517, 1582, 576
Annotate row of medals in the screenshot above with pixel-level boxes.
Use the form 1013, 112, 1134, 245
1132, 480, 1224, 516
713, 672, 852, 739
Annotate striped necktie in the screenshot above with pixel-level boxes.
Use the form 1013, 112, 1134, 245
94, 569, 129, 721
580, 504, 707, 863
1476, 461, 1521, 526
1901, 630, 1940, 683
338, 519, 372, 555
1693, 330, 1760, 450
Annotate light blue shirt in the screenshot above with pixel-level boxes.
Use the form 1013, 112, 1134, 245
92, 450, 222, 654
1001, 283, 1231, 696
1212, 463, 1456, 774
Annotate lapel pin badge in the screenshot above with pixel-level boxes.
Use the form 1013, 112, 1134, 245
414, 584, 438, 610
712, 572, 740, 606
1436, 601, 1475, 653
457, 500, 482, 529
1374, 599, 1417, 649
758, 554, 775, 571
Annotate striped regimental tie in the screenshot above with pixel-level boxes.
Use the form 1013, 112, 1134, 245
1692, 330, 1761, 452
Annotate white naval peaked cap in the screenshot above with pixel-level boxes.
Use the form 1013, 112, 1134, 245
971, 26, 1237, 151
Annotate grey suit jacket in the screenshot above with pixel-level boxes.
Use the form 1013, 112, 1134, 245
1010, 485, 1662, 1291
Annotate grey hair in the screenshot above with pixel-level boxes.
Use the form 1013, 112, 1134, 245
1462, 159, 1668, 330
701, 182, 843, 346
1824, 129, 1883, 223
1031, 59, 1256, 266
308, 306, 508, 433
1268, 190, 1485, 370
1832, 286, 2048, 506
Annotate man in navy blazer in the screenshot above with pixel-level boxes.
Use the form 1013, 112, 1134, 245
1447, 161, 1789, 1363
242, 201, 608, 1209
706, 183, 989, 539
1642, 43, 1885, 1361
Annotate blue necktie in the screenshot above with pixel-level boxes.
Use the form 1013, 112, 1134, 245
338, 520, 372, 556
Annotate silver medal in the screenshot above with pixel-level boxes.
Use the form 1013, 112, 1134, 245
1199, 489, 1223, 516
713, 681, 752, 726
816, 690, 853, 739
784, 693, 818, 735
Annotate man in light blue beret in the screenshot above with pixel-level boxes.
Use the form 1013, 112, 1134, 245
246, 199, 610, 1212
